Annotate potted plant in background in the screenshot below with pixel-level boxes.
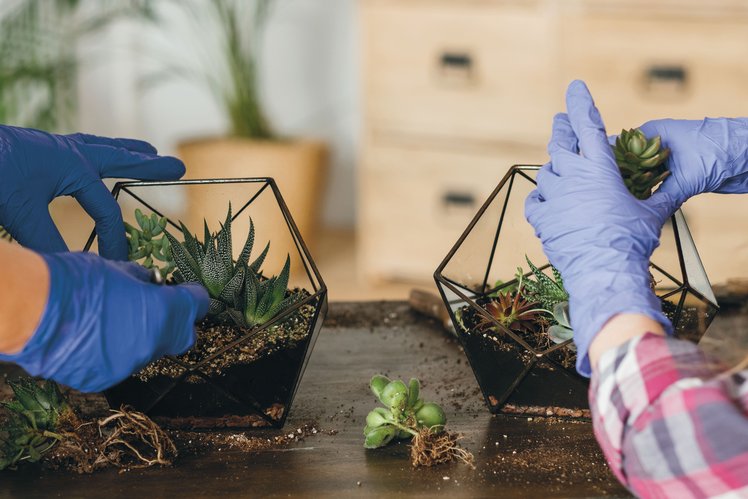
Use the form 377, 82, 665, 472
148, 0, 328, 264
86, 178, 328, 429
434, 129, 719, 418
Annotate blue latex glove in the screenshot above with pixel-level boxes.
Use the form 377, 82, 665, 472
0, 252, 209, 392
525, 81, 673, 377
0, 125, 185, 260
635, 118, 748, 209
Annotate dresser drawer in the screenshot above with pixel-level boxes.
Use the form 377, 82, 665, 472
358, 142, 547, 283
362, 0, 557, 145
559, 12, 748, 131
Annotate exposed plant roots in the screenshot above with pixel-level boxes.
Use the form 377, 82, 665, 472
98, 406, 177, 469
45, 406, 176, 474
410, 429, 475, 469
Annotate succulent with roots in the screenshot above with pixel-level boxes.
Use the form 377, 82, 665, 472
165, 204, 296, 328
613, 128, 671, 200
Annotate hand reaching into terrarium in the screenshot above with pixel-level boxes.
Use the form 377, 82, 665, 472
0, 125, 185, 260
0, 241, 208, 392
525, 80, 673, 377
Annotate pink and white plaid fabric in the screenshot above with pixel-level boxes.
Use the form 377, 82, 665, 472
590, 333, 748, 498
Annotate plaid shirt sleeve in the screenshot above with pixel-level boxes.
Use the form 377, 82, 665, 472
590, 332, 748, 498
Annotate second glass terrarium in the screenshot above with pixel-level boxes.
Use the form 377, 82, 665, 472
435, 165, 719, 418
85, 178, 327, 429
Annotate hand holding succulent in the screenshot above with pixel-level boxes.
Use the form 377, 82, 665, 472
125, 209, 175, 276
364, 375, 446, 449
613, 128, 670, 200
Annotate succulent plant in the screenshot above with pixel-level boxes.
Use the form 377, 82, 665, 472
547, 301, 575, 349
517, 256, 568, 311
125, 209, 175, 276
166, 204, 295, 328
477, 287, 545, 336
613, 128, 671, 200
0, 379, 69, 471
364, 375, 446, 449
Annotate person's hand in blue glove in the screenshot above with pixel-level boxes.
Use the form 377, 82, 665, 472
0, 242, 208, 393
631, 117, 748, 210
525, 80, 674, 377
0, 125, 185, 260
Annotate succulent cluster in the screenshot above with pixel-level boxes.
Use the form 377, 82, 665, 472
0, 379, 69, 470
478, 286, 544, 336
613, 128, 671, 200
125, 209, 175, 276
364, 375, 446, 449
166, 204, 297, 329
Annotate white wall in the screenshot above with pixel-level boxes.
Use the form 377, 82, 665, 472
76, 0, 360, 228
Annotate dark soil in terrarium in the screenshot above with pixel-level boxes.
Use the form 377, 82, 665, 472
454, 298, 588, 415
105, 290, 319, 426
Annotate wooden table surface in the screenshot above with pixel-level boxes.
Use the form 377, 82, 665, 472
0, 301, 637, 498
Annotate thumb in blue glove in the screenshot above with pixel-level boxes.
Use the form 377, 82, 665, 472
0, 126, 185, 260
634, 117, 748, 209
0, 251, 209, 392
525, 80, 673, 376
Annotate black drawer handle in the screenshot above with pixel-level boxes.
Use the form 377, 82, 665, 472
646, 65, 688, 84
442, 191, 476, 208
440, 52, 473, 70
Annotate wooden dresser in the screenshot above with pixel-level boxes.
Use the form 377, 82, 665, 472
358, 0, 748, 286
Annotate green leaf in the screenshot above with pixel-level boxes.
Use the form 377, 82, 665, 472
364, 425, 397, 449
165, 231, 200, 282
407, 378, 420, 409
415, 403, 446, 431
370, 375, 390, 400
365, 408, 390, 428
380, 380, 408, 409
236, 217, 255, 268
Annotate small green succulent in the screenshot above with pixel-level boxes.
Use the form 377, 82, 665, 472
613, 128, 671, 200
517, 256, 568, 311
364, 375, 446, 449
547, 301, 575, 349
0, 379, 68, 471
125, 209, 175, 276
166, 204, 295, 328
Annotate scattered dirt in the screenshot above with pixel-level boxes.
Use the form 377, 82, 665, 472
169, 421, 337, 456
498, 402, 591, 420
480, 427, 620, 494
153, 404, 285, 430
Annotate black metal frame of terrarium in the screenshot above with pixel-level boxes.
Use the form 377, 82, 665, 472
434, 165, 719, 418
84, 178, 328, 429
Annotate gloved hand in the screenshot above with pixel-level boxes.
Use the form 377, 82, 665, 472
0, 251, 209, 392
634, 117, 748, 209
525, 81, 673, 377
0, 125, 185, 260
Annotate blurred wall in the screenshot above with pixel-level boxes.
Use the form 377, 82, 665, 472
76, 0, 359, 229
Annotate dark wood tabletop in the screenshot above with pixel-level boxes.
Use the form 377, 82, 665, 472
0, 301, 643, 498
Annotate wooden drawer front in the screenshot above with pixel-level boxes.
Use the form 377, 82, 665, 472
560, 14, 748, 132
359, 143, 547, 283
363, 0, 557, 145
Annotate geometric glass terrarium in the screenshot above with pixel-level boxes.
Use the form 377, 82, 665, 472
434, 165, 719, 418
84, 178, 327, 429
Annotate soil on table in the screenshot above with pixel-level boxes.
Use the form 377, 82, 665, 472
105, 290, 319, 427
